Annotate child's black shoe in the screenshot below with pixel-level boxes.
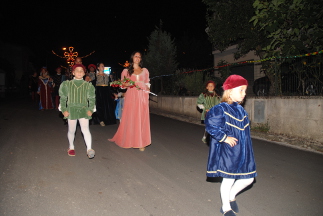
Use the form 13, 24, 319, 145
230, 200, 239, 213
222, 210, 236, 216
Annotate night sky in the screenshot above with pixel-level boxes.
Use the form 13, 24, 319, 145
1, 0, 209, 72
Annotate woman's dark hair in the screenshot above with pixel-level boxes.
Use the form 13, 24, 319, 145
127, 51, 143, 76
96, 62, 104, 72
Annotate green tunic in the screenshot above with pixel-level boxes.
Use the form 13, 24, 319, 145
59, 79, 96, 120
197, 91, 221, 120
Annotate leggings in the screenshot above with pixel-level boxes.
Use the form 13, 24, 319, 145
220, 178, 254, 212
67, 118, 92, 151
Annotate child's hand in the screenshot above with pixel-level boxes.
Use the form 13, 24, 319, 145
63, 111, 69, 117
85, 76, 91, 82
87, 111, 92, 116
224, 136, 238, 147
197, 104, 205, 109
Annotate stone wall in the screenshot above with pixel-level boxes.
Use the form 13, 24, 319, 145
149, 95, 323, 143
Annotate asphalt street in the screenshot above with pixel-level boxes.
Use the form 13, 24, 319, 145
0, 98, 322, 216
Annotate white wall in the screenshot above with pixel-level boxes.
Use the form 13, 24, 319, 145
150, 95, 323, 143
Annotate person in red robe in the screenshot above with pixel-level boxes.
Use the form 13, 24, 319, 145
37, 67, 54, 110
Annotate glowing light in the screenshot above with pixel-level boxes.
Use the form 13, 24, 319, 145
52, 47, 95, 67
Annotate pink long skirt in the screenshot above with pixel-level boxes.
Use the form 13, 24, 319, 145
108, 85, 151, 148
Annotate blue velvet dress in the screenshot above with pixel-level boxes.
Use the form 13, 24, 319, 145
205, 102, 257, 179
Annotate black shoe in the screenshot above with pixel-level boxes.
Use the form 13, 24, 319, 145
222, 210, 236, 216
221, 200, 239, 214
230, 200, 239, 213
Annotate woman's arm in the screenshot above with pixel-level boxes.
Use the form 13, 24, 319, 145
120, 69, 128, 80
144, 68, 150, 90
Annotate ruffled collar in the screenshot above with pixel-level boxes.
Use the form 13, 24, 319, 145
203, 91, 217, 97
73, 78, 83, 81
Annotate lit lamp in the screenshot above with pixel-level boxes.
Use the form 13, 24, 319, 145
64, 47, 78, 66
52, 47, 95, 67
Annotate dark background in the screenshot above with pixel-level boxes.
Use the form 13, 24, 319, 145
0, 0, 210, 73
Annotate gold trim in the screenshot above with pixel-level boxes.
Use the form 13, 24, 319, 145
226, 122, 249, 131
219, 134, 227, 142
72, 80, 86, 89
224, 111, 247, 122
207, 170, 256, 175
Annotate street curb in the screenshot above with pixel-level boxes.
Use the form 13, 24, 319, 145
149, 108, 323, 155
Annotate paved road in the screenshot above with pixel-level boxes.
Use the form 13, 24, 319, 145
0, 98, 322, 216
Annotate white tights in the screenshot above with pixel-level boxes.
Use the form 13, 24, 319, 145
220, 178, 254, 212
67, 118, 92, 151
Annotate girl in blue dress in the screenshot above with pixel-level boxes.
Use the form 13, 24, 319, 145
205, 75, 256, 216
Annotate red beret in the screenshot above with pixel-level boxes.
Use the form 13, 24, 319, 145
88, 64, 96, 70
72, 64, 86, 72
223, 75, 248, 90
206, 80, 216, 88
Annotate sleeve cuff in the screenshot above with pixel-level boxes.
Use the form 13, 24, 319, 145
219, 134, 227, 142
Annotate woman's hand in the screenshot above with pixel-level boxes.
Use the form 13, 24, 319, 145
123, 82, 131, 87
87, 111, 92, 116
63, 111, 69, 117
224, 136, 238, 147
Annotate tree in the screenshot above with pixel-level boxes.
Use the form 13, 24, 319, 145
144, 21, 178, 94
202, 0, 267, 59
250, 0, 323, 57
203, 0, 323, 95
250, 0, 323, 95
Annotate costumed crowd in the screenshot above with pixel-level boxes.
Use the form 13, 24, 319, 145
28, 51, 256, 216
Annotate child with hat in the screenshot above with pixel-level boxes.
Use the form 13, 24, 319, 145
205, 75, 257, 216
197, 80, 221, 143
59, 64, 96, 158
87, 64, 97, 85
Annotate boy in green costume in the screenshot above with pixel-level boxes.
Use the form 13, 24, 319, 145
59, 64, 96, 158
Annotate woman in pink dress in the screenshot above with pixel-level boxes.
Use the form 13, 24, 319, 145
109, 51, 151, 151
